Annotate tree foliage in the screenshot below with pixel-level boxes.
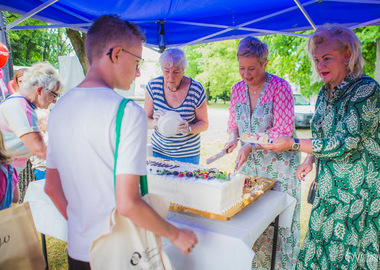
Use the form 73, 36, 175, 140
184, 26, 379, 99
355, 26, 380, 76
184, 40, 241, 102
6, 12, 73, 68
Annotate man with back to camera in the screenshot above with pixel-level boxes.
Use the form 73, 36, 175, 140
44, 15, 198, 269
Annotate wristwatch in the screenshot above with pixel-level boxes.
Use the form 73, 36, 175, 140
292, 138, 300, 151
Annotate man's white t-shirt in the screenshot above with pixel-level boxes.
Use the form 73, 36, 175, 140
46, 87, 147, 261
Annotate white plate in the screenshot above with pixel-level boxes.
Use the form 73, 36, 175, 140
157, 111, 183, 136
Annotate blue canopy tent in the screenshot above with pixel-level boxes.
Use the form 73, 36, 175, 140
0, 0, 379, 52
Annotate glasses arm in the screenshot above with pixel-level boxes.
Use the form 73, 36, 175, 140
106, 48, 114, 63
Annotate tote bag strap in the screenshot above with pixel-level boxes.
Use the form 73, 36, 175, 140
314, 159, 320, 183
114, 98, 148, 196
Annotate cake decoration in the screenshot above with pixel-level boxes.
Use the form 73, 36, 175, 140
146, 158, 245, 214
240, 133, 272, 144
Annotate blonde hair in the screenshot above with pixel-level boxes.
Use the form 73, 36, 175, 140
159, 48, 188, 70
237, 36, 269, 65
308, 24, 363, 78
0, 131, 12, 165
19, 62, 63, 96
13, 68, 28, 91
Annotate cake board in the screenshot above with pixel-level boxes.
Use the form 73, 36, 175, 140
169, 176, 277, 221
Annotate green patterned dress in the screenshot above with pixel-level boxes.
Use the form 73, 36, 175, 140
228, 75, 301, 269
297, 75, 380, 270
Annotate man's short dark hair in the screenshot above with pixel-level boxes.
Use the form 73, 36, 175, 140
85, 15, 146, 64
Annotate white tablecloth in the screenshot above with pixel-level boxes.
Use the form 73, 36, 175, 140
24, 180, 68, 241
24, 180, 296, 270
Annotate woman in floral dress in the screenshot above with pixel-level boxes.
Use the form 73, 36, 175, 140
223, 36, 301, 269
263, 24, 380, 269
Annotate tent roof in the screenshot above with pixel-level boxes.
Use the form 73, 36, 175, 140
1, 0, 379, 51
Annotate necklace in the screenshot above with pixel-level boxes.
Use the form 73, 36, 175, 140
167, 78, 183, 92
249, 73, 267, 94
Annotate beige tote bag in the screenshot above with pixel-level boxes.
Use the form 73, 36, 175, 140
0, 202, 46, 270
90, 193, 173, 270
90, 99, 173, 270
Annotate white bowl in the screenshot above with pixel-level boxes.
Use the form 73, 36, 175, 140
157, 111, 183, 136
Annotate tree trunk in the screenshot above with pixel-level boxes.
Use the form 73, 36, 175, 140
375, 37, 380, 83
205, 81, 210, 104
66, 28, 88, 75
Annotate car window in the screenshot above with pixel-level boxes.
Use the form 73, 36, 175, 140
294, 94, 310, 105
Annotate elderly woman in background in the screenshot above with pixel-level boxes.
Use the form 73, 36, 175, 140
262, 24, 380, 269
223, 36, 300, 269
0, 62, 62, 173
144, 48, 208, 164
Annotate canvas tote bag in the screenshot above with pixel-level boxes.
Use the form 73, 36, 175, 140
90, 99, 173, 270
0, 202, 46, 270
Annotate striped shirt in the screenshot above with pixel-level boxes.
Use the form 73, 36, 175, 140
146, 76, 206, 158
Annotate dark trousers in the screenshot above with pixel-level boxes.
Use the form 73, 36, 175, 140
68, 256, 91, 270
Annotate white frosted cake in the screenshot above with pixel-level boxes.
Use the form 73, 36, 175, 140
146, 159, 245, 215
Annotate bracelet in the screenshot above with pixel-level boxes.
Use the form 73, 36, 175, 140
250, 143, 256, 151
188, 125, 192, 134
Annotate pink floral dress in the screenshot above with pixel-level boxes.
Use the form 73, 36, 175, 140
228, 74, 301, 270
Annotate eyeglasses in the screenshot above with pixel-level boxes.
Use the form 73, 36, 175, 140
44, 88, 59, 101
106, 47, 144, 70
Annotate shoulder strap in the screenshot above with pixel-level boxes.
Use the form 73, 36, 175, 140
114, 99, 148, 196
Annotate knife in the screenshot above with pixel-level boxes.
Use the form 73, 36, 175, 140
206, 150, 227, 164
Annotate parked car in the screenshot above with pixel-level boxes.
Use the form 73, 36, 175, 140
294, 93, 315, 128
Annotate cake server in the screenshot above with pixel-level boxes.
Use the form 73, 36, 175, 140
206, 150, 227, 164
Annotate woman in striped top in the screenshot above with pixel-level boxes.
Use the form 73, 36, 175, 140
144, 48, 208, 164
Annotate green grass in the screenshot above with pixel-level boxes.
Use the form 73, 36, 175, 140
43, 235, 68, 269
206, 101, 230, 109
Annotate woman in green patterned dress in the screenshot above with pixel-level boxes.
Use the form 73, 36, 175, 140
223, 36, 301, 269
263, 24, 380, 269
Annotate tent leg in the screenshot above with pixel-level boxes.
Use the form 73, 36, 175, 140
270, 215, 279, 270
41, 233, 49, 270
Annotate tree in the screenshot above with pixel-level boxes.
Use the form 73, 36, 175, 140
261, 32, 322, 97
184, 40, 240, 103
66, 29, 88, 74
6, 12, 73, 68
185, 26, 379, 99
263, 26, 379, 97
355, 26, 380, 78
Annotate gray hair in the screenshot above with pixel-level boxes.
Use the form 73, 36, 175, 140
159, 48, 188, 70
237, 36, 269, 65
19, 62, 63, 96
308, 24, 363, 78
